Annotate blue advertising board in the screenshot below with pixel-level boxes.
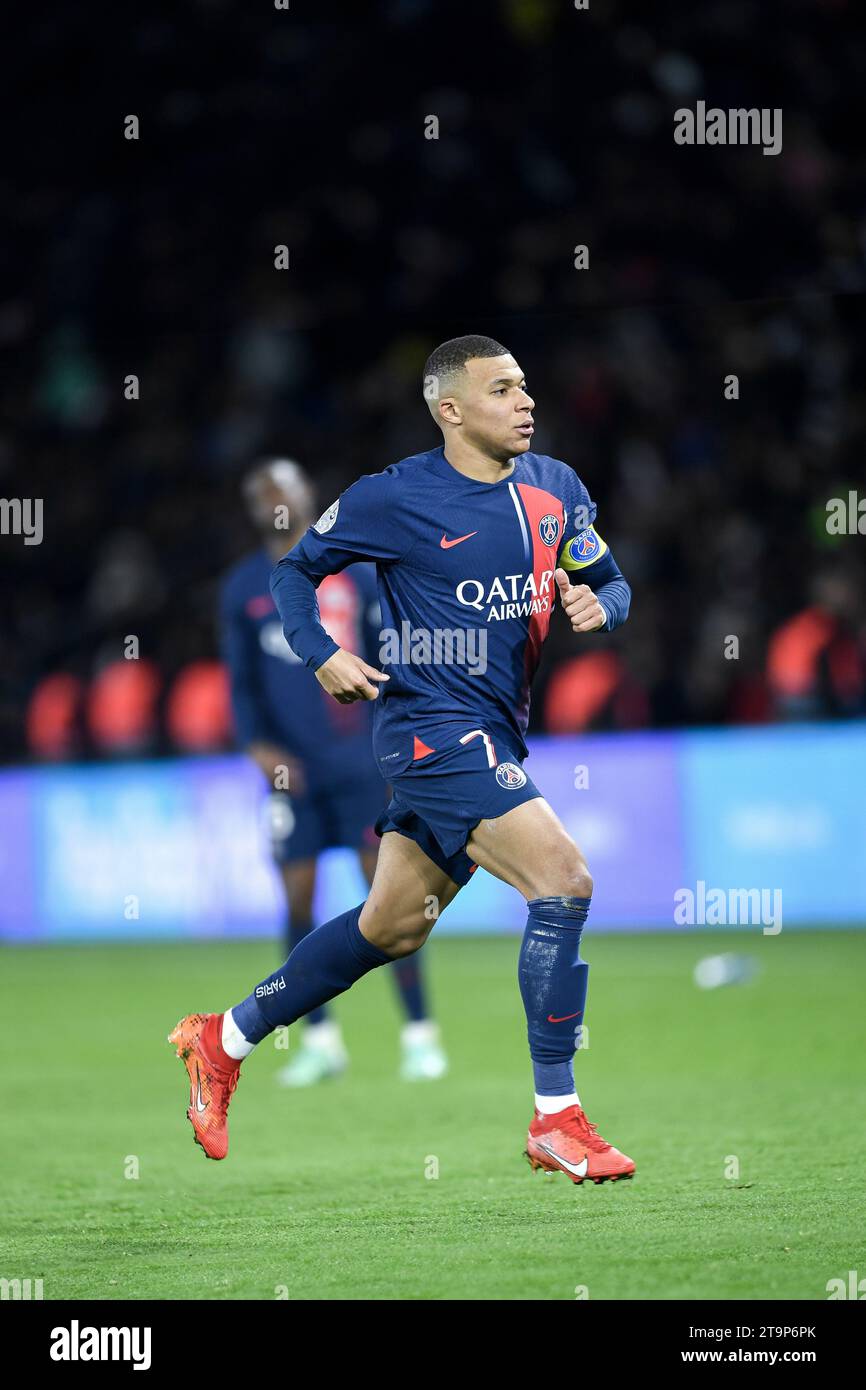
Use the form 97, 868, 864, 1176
1, 724, 864, 941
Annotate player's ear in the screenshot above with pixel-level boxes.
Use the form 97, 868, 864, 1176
439, 396, 462, 426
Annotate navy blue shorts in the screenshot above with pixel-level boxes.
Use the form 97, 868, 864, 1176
374, 724, 542, 886
267, 778, 387, 865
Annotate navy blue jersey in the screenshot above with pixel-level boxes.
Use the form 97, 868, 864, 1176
270, 446, 631, 772
220, 548, 380, 790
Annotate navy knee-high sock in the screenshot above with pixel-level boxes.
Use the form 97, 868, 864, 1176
518, 896, 590, 1098
232, 904, 392, 1044
285, 914, 328, 1026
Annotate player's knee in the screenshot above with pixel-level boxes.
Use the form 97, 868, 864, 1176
373, 923, 431, 958
358, 903, 432, 957
569, 866, 593, 900
383, 926, 430, 959
537, 848, 593, 900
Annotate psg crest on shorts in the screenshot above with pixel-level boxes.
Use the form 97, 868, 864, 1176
496, 761, 527, 789
538, 513, 560, 547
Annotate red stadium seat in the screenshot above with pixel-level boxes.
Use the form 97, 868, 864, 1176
767, 606, 864, 711
544, 652, 623, 732
26, 672, 84, 760
166, 662, 232, 752
766, 607, 835, 698
86, 659, 162, 754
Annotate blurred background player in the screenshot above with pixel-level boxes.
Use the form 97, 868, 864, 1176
219, 458, 447, 1085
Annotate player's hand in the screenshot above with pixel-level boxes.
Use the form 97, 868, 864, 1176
247, 741, 307, 795
315, 648, 390, 703
554, 568, 606, 633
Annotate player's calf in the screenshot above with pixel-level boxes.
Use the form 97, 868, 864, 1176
225, 903, 393, 1057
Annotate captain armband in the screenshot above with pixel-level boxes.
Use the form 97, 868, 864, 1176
560, 526, 609, 572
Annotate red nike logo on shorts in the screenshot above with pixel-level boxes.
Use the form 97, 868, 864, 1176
440, 531, 478, 548
547, 1011, 582, 1023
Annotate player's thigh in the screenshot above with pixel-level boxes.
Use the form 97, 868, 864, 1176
466, 796, 592, 902
278, 859, 317, 919
359, 830, 462, 956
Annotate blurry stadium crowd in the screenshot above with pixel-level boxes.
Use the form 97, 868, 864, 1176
3, 0, 865, 762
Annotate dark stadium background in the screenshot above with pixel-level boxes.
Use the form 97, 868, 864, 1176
2, 0, 865, 760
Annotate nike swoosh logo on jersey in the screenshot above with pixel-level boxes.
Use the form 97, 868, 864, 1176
195, 1062, 207, 1113
547, 1010, 582, 1023
535, 1141, 589, 1178
439, 531, 478, 548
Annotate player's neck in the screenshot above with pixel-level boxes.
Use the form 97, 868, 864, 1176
442, 440, 516, 485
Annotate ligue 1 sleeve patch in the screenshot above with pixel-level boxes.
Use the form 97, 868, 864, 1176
313, 499, 340, 534
562, 526, 608, 570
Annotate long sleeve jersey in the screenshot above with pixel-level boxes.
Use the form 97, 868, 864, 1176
270, 445, 630, 774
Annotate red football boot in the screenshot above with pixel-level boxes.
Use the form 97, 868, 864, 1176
168, 1012, 242, 1160
525, 1103, 635, 1184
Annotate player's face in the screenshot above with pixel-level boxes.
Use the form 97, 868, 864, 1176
454, 355, 535, 461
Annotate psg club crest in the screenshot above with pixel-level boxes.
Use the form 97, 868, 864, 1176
313, 498, 340, 534
496, 761, 528, 789
538, 513, 560, 547
570, 527, 600, 562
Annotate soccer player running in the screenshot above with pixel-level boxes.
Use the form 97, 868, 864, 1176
219, 458, 447, 1085
171, 336, 636, 1183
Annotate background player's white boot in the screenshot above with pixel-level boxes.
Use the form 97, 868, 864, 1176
400, 1021, 448, 1081
276, 1020, 349, 1088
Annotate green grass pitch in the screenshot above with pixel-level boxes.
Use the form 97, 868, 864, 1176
3, 929, 865, 1300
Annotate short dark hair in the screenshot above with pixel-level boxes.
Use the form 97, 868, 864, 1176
423, 334, 510, 407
